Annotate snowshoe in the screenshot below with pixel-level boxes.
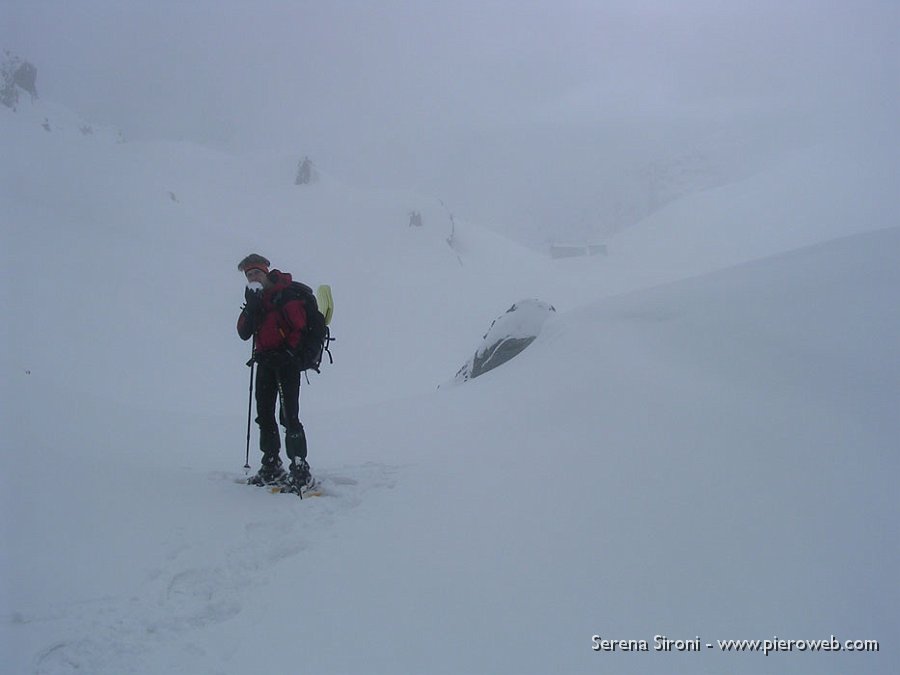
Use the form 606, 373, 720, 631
247, 463, 287, 487
279, 458, 318, 496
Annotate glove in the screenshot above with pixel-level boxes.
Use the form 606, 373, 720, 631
244, 284, 263, 315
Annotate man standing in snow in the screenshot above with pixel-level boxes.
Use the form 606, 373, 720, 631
237, 253, 312, 491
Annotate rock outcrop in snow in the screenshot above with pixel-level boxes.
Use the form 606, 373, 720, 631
1, 51, 38, 109
295, 156, 319, 185
453, 299, 556, 383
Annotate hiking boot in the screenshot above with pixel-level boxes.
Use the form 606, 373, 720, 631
287, 457, 312, 490
248, 459, 287, 486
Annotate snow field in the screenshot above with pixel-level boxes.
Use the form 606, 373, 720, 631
3, 97, 898, 673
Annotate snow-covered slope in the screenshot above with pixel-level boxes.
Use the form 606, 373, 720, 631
608, 139, 898, 279
1, 101, 551, 414
3, 99, 898, 674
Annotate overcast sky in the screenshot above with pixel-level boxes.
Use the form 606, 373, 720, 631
3, 0, 898, 242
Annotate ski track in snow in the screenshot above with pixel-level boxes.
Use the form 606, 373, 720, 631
30, 462, 399, 675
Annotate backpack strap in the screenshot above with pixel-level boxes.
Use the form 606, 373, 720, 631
272, 283, 313, 330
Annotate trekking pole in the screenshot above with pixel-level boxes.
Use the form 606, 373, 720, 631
244, 339, 255, 470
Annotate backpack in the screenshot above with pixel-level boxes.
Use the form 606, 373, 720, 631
274, 281, 333, 372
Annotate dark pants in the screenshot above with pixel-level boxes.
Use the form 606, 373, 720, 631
255, 358, 307, 464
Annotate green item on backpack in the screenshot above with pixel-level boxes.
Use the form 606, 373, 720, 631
316, 284, 334, 326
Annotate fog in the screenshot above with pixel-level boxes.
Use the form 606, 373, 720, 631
3, 0, 898, 246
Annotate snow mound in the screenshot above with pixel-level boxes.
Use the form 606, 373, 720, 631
451, 299, 556, 383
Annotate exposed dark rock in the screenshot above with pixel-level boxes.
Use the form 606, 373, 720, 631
453, 299, 556, 383
295, 156, 318, 185
1, 52, 38, 109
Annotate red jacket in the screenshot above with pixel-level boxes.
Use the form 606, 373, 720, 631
237, 270, 307, 352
